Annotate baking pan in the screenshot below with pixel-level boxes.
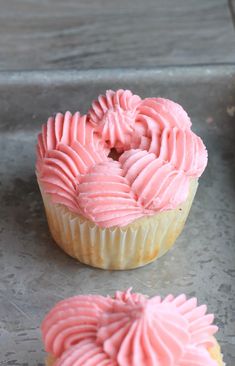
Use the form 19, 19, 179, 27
0, 65, 235, 365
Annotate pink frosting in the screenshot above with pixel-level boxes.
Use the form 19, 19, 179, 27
88, 89, 141, 150
36, 112, 108, 212
119, 149, 190, 211
41, 290, 218, 366
36, 90, 208, 227
76, 160, 144, 227
157, 128, 207, 176
136, 98, 192, 134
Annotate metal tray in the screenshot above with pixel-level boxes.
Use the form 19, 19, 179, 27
0, 66, 235, 365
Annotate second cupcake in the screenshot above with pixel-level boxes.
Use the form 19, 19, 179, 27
41, 289, 224, 366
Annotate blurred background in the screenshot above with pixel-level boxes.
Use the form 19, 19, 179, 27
1, 0, 235, 71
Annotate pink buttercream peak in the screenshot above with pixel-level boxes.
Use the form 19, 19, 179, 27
36, 90, 208, 228
114, 287, 147, 305
42, 290, 218, 366
88, 89, 141, 149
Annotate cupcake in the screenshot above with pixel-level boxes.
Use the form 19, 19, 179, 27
36, 90, 207, 269
41, 289, 224, 366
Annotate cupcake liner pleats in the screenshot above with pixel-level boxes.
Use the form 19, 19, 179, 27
39, 179, 198, 270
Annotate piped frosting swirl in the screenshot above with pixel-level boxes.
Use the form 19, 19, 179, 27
41, 290, 218, 366
88, 89, 141, 150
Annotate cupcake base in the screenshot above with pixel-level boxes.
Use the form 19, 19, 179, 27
39, 179, 198, 270
45, 338, 224, 366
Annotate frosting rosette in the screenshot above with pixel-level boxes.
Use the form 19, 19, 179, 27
36, 90, 208, 228
88, 89, 141, 149
41, 290, 219, 366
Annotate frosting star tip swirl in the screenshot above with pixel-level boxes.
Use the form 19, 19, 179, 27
42, 289, 220, 366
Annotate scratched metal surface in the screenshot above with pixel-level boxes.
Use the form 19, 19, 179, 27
0, 0, 235, 70
0, 66, 235, 365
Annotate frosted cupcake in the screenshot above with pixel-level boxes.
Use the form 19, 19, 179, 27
41, 289, 224, 366
36, 90, 207, 269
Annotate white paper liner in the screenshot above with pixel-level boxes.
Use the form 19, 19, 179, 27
38, 179, 198, 270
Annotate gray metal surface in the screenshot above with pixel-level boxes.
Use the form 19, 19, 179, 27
0, 66, 235, 365
1, 0, 235, 71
